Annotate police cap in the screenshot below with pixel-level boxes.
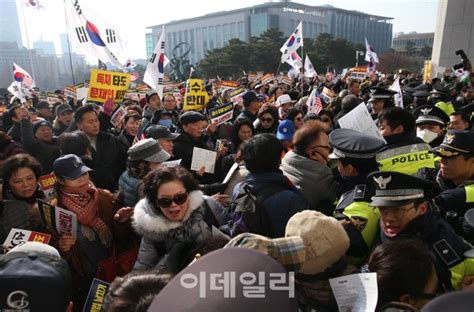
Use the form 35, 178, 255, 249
328, 129, 385, 160
413, 105, 449, 126
432, 129, 474, 157
413, 90, 430, 98
431, 83, 450, 95
368, 171, 434, 207
369, 87, 397, 102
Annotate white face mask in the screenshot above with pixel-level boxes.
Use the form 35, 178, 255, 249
417, 129, 439, 143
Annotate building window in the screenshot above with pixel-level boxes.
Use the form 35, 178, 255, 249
231, 22, 237, 39
209, 26, 215, 50
223, 24, 230, 44
238, 21, 244, 40
216, 24, 223, 48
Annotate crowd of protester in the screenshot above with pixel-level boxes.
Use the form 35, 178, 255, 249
0, 69, 474, 311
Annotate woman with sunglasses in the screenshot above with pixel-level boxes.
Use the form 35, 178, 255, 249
255, 105, 279, 135
132, 166, 228, 271
281, 121, 337, 215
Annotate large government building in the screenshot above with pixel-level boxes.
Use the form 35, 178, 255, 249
146, 1, 393, 64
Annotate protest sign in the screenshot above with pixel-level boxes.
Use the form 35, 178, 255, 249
320, 87, 336, 103
191, 147, 217, 174
182, 79, 209, 111
229, 87, 246, 105
38, 173, 57, 201
75, 82, 89, 101
83, 278, 110, 312
338, 103, 386, 143
209, 102, 234, 125
87, 69, 131, 104
349, 66, 368, 80
3, 228, 51, 250
215, 80, 240, 92
329, 273, 378, 312
110, 105, 127, 128
64, 85, 77, 100
47, 92, 61, 105
37, 200, 78, 239
261, 73, 275, 85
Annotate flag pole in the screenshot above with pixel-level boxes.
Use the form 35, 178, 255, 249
63, 0, 76, 84
19, 1, 36, 81
275, 61, 281, 76
300, 26, 304, 97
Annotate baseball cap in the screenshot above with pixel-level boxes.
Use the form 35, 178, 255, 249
53, 154, 93, 180
146, 125, 179, 140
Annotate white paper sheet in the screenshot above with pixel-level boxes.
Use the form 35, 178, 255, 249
190, 147, 217, 174
329, 273, 378, 312
161, 159, 182, 168
338, 103, 386, 143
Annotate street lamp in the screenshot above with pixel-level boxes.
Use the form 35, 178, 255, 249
355, 50, 364, 67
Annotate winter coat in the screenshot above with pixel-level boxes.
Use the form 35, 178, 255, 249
132, 190, 228, 271
7, 122, 21, 143
0, 200, 33, 242
20, 120, 60, 174
281, 150, 337, 216
89, 131, 127, 191
173, 132, 216, 184
236, 109, 257, 123
0, 140, 27, 161
232, 171, 310, 238
117, 130, 133, 150
118, 170, 141, 207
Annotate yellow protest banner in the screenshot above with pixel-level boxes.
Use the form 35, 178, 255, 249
183, 79, 209, 111
423, 60, 433, 84
87, 69, 131, 104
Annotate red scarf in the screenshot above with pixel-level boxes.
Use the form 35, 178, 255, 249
60, 183, 108, 234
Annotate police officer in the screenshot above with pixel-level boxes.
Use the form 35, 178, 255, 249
412, 89, 430, 108
368, 87, 398, 120
413, 105, 449, 147
430, 84, 456, 116
369, 170, 474, 290
330, 128, 385, 263
432, 130, 474, 242
376, 107, 437, 178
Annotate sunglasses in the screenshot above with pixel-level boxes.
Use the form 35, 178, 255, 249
260, 117, 273, 123
157, 193, 188, 208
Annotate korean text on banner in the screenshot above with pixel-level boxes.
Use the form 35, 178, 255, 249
87, 69, 131, 104
3, 228, 51, 250
209, 102, 234, 125
183, 79, 209, 111
37, 200, 78, 239
83, 278, 110, 312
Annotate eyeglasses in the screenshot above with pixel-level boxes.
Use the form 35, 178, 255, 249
295, 117, 303, 121
260, 117, 273, 123
156, 193, 188, 208
376, 204, 416, 216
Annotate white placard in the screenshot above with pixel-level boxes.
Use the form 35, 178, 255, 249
190, 147, 217, 174
329, 273, 378, 312
338, 103, 386, 143
161, 159, 182, 168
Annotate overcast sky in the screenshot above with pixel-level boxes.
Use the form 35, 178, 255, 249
16, 0, 439, 60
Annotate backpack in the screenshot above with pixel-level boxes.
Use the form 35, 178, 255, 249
230, 183, 286, 237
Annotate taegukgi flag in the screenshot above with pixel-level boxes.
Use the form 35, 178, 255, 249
304, 54, 317, 78
12, 63, 35, 88
144, 27, 166, 98
64, 0, 123, 68
281, 21, 303, 63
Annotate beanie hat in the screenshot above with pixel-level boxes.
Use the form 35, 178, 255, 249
33, 120, 53, 134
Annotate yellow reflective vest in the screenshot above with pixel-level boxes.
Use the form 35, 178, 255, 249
436, 101, 455, 116
376, 143, 436, 175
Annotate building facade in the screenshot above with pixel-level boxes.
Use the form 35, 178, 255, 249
33, 40, 57, 56
432, 0, 474, 68
147, 1, 392, 64
392, 32, 434, 53
0, 0, 23, 48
